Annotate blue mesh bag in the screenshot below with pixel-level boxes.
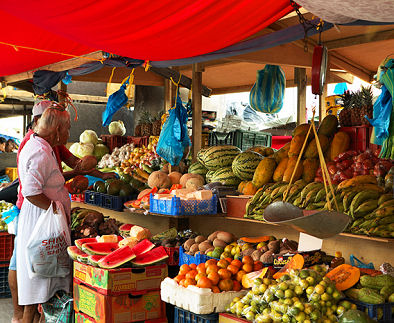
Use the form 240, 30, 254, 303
249, 65, 286, 114
156, 94, 191, 166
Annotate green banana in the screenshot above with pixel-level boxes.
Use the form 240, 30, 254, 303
293, 197, 303, 207
378, 215, 394, 225
303, 187, 323, 207
350, 218, 364, 229
305, 201, 326, 210
350, 191, 380, 216
353, 200, 379, 219
142, 164, 154, 174
301, 182, 324, 200
314, 187, 327, 203
343, 190, 361, 212
378, 194, 393, 205
375, 206, 394, 218
377, 199, 394, 209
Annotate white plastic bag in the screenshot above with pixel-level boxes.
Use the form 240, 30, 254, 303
25, 201, 71, 279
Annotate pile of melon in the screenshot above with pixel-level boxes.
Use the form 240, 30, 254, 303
147, 171, 205, 191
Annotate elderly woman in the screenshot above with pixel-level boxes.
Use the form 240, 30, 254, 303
17, 104, 71, 323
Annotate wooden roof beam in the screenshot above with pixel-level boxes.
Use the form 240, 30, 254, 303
177, 60, 235, 71
330, 71, 354, 84
326, 29, 394, 50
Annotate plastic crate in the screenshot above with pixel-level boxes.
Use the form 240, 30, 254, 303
208, 132, 235, 147
126, 136, 149, 148
5, 168, 17, 181
174, 306, 219, 323
100, 135, 127, 153
0, 261, 11, 298
84, 190, 136, 211
346, 299, 393, 322
233, 130, 272, 151
0, 232, 14, 262
150, 195, 217, 216
70, 193, 85, 203
178, 247, 218, 266
339, 126, 373, 153
164, 246, 180, 266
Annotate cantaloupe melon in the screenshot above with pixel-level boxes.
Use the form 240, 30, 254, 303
147, 171, 171, 189
168, 171, 182, 185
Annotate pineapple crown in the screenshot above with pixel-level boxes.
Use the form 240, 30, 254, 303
340, 90, 353, 109
138, 110, 152, 124
361, 85, 373, 106
351, 90, 363, 108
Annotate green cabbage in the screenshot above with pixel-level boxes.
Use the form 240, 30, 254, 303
80, 130, 99, 145
69, 142, 81, 158
77, 143, 94, 157
109, 121, 126, 136
93, 143, 109, 161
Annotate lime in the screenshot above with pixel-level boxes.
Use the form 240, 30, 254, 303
275, 289, 285, 299
259, 284, 267, 293
321, 293, 331, 301
299, 279, 309, 289
300, 270, 309, 279
311, 293, 321, 302
285, 289, 294, 299
245, 311, 255, 321
306, 276, 315, 285
279, 282, 289, 291
295, 311, 306, 322
306, 286, 314, 295
315, 284, 325, 295
295, 285, 304, 295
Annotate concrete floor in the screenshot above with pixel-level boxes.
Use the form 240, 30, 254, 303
0, 297, 13, 323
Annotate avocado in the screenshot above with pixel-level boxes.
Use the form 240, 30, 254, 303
107, 180, 123, 196
120, 173, 132, 183
119, 184, 134, 198
93, 181, 106, 193
105, 178, 116, 191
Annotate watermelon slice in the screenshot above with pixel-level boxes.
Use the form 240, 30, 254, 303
75, 237, 97, 250
119, 223, 134, 236
82, 242, 119, 255
131, 239, 155, 256
77, 253, 89, 264
131, 246, 168, 266
88, 255, 105, 267
67, 246, 89, 261
98, 246, 136, 269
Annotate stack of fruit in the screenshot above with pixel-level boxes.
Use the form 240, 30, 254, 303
0, 200, 14, 231
151, 228, 199, 248
93, 178, 136, 197
97, 143, 135, 169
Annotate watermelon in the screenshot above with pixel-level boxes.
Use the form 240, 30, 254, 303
197, 149, 207, 166
75, 238, 97, 250
82, 242, 119, 255
203, 146, 241, 171
131, 239, 155, 256
206, 170, 216, 183
67, 246, 89, 261
77, 253, 89, 264
232, 151, 263, 180
98, 246, 137, 269
188, 162, 208, 176
88, 255, 105, 267
119, 223, 134, 236
211, 167, 242, 187
131, 246, 168, 266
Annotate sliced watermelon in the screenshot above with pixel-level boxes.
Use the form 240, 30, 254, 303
77, 253, 89, 264
131, 239, 155, 256
88, 255, 105, 267
98, 246, 136, 269
82, 242, 119, 255
131, 246, 168, 266
75, 237, 98, 250
119, 223, 134, 233
67, 246, 89, 261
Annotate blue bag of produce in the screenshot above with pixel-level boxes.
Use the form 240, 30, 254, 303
249, 65, 286, 114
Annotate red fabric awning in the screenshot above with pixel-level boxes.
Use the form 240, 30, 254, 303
0, 0, 293, 77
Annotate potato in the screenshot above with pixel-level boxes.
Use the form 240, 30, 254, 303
242, 248, 254, 257
194, 235, 206, 244
189, 243, 200, 255
213, 238, 227, 249
268, 240, 280, 253
260, 251, 274, 264
198, 241, 212, 253
216, 231, 236, 244
183, 239, 195, 251
251, 250, 263, 261
207, 231, 220, 242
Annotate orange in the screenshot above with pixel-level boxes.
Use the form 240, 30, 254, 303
196, 263, 206, 273
217, 259, 229, 269
225, 257, 233, 264
179, 264, 191, 275
207, 272, 220, 285
218, 268, 232, 280
174, 274, 185, 284
197, 277, 213, 289
227, 264, 239, 276
218, 279, 233, 292
185, 270, 198, 280
242, 263, 253, 273
253, 261, 263, 271
233, 280, 241, 291
179, 279, 186, 287
231, 259, 242, 268
189, 263, 197, 270
236, 270, 247, 282
242, 256, 253, 265
211, 286, 220, 293
206, 259, 217, 266
195, 273, 207, 281
206, 264, 220, 275
183, 278, 196, 287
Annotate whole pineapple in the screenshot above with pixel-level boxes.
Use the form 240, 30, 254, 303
338, 90, 353, 127
152, 111, 163, 136
360, 85, 373, 125
135, 117, 142, 136
350, 90, 363, 126
140, 110, 153, 136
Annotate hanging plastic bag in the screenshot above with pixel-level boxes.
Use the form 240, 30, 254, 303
2, 205, 19, 235
102, 70, 134, 126
25, 201, 71, 279
249, 65, 286, 114
42, 290, 73, 323
156, 94, 191, 166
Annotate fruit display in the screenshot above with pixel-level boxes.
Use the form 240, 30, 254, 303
0, 200, 14, 231
68, 129, 110, 163
151, 228, 198, 248
97, 143, 135, 168
93, 178, 136, 197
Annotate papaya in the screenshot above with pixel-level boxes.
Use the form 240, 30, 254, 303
360, 274, 394, 290
238, 181, 247, 193
325, 264, 360, 291
288, 135, 306, 157
283, 157, 303, 183
242, 182, 258, 195
358, 288, 385, 304
273, 157, 289, 182
380, 285, 394, 300
273, 142, 290, 164
302, 159, 320, 183
252, 157, 277, 188
318, 114, 338, 137
304, 134, 330, 158
292, 123, 311, 137
329, 131, 351, 161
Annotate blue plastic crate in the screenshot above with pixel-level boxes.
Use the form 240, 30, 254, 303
178, 247, 218, 266
150, 194, 217, 216
0, 261, 11, 298
174, 306, 218, 323
346, 298, 393, 322
84, 190, 136, 211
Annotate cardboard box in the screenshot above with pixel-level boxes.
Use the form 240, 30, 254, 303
219, 313, 250, 323
273, 250, 324, 269
226, 196, 251, 218
73, 261, 168, 296
73, 282, 165, 323
75, 309, 168, 323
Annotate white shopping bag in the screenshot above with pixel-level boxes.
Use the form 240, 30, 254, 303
25, 201, 71, 279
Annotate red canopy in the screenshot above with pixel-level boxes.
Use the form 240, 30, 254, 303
0, 0, 293, 77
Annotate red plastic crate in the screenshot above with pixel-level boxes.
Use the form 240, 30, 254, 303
0, 233, 14, 262
70, 193, 85, 202
339, 126, 376, 153
100, 135, 127, 153
126, 136, 149, 148
164, 246, 179, 266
